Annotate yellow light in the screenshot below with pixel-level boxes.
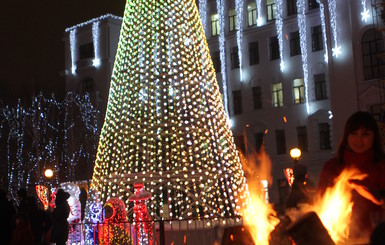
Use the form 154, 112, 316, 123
290, 147, 301, 160
44, 168, 54, 178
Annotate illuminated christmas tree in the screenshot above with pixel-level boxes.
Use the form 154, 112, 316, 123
91, 0, 248, 219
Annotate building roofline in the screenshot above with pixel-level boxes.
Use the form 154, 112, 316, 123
65, 13, 123, 32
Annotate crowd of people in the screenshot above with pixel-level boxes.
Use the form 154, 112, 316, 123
0, 188, 70, 245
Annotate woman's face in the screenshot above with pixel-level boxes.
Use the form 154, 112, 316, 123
348, 128, 374, 153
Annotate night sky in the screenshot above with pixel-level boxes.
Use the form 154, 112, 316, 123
0, 0, 126, 106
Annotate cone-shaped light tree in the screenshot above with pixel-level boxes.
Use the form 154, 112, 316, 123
91, 0, 248, 219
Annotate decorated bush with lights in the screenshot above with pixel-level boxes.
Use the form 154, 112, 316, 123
91, 0, 248, 220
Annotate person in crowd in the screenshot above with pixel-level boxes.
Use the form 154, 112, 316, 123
286, 163, 315, 209
51, 189, 70, 245
11, 212, 35, 245
0, 189, 17, 245
16, 188, 28, 214
317, 111, 385, 239
23, 196, 52, 245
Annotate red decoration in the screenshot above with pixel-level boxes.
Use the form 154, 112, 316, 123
36, 185, 49, 210
129, 182, 153, 245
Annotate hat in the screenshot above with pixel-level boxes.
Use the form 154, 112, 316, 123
55, 189, 70, 205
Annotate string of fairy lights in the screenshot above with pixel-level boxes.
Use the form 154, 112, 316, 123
297, 0, 310, 114
0, 93, 100, 201
235, 0, 244, 81
91, 0, 248, 220
216, 0, 229, 116
275, 0, 284, 72
66, 14, 123, 75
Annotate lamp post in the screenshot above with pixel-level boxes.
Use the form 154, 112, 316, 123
44, 168, 54, 179
290, 147, 301, 164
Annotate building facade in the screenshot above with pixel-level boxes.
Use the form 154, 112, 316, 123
63, 0, 385, 204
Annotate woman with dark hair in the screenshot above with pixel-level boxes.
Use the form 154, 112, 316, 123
317, 111, 385, 239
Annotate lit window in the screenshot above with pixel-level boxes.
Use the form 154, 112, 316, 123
293, 78, 304, 104
211, 14, 220, 37
272, 82, 283, 107
247, 2, 257, 26
229, 9, 237, 32
266, 0, 276, 21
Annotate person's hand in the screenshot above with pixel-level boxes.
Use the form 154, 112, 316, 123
348, 179, 382, 205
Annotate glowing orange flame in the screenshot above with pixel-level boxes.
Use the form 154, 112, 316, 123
239, 146, 278, 245
243, 189, 278, 245
313, 168, 367, 243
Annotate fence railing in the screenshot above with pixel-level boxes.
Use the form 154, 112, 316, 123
67, 216, 245, 245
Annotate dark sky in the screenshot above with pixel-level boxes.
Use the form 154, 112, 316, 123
0, 0, 126, 106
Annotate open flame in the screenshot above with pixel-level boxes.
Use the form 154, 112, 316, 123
313, 168, 367, 243
242, 186, 279, 244
239, 146, 279, 244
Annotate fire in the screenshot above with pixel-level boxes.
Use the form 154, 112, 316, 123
239, 146, 279, 245
313, 168, 367, 243
243, 188, 279, 245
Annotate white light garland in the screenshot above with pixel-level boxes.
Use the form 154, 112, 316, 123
92, 21, 101, 67
361, 0, 370, 22
327, 0, 340, 58
65, 14, 122, 32
217, 0, 229, 116
199, 0, 207, 32
235, 0, 244, 81
256, 0, 263, 26
70, 30, 77, 75
317, 0, 328, 63
297, 0, 310, 114
275, 0, 284, 71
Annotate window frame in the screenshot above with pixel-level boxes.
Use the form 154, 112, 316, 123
272, 82, 283, 107
233, 90, 243, 115
229, 9, 237, 32
211, 14, 220, 37
247, 2, 257, 26
290, 31, 301, 56
296, 126, 308, 152
314, 73, 327, 100
252, 86, 262, 109
311, 25, 323, 52
249, 41, 259, 65
319, 122, 331, 150
293, 78, 305, 104
231, 46, 240, 69
270, 36, 280, 60
275, 129, 286, 154
266, 0, 276, 21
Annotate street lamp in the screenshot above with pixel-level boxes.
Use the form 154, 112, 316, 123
290, 147, 301, 163
44, 168, 54, 179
